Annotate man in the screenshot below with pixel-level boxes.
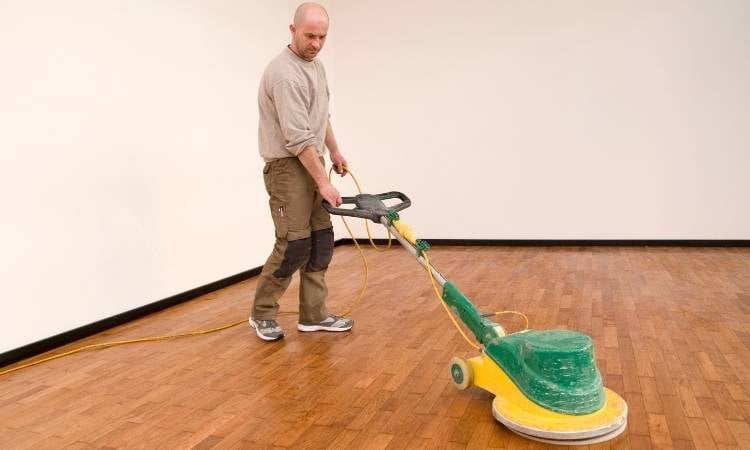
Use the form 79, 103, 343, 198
250, 3, 353, 341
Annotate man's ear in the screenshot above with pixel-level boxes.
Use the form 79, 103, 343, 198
289, 24, 296, 34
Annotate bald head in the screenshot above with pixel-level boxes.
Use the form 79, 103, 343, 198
293, 3, 329, 27
289, 2, 329, 61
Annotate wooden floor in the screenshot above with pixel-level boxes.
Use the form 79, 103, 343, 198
2, 245, 750, 449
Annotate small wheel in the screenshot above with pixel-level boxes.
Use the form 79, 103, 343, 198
449, 357, 472, 390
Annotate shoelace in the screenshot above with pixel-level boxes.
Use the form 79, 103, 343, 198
258, 320, 281, 331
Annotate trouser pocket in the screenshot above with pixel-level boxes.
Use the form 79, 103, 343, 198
268, 199, 288, 239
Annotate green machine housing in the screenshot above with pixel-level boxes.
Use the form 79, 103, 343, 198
441, 282, 605, 415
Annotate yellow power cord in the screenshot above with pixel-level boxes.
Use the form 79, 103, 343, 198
0, 166, 527, 377
0, 321, 246, 377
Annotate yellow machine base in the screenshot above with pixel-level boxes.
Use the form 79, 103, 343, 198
468, 354, 628, 445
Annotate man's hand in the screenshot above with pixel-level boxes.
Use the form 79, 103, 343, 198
319, 181, 343, 207
330, 150, 348, 177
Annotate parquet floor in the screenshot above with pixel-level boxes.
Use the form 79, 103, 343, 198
1, 245, 749, 449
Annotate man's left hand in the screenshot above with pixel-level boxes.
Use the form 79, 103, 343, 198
330, 151, 348, 177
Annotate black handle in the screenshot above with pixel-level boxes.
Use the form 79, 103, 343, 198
322, 191, 411, 222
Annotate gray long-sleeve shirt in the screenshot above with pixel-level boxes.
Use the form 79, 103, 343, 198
258, 46, 330, 162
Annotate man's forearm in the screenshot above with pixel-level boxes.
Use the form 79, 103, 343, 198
324, 119, 339, 155
297, 145, 342, 206
297, 146, 329, 187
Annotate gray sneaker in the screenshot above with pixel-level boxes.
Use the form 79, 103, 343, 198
249, 317, 284, 341
297, 315, 354, 332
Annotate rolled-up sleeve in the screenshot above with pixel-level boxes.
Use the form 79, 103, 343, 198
272, 80, 317, 156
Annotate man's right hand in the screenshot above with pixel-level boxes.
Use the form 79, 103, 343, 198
319, 181, 343, 207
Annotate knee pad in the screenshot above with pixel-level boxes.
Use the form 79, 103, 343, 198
306, 227, 334, 272
273, 237, 312, 278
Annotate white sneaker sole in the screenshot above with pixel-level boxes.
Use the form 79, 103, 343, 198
249, 318, 284, 341
297, 323, 353, 332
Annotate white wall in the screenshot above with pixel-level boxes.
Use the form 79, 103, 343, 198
326, 0, 750, 240
0, 0, 301, 354
2, 1, 748, 354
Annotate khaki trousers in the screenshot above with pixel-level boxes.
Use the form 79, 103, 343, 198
252, 157, 334, 323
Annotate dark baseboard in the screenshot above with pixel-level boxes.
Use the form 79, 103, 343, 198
335, 238, 750, 247
0, 266, 262, 369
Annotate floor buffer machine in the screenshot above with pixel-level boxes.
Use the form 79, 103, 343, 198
324, 192, 628, 445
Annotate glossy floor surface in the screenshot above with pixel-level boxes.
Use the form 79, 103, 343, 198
1, 245, 749, 449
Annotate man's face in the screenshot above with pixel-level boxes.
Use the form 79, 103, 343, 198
290, 19, 328, 61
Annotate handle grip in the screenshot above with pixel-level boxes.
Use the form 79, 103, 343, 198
322, 191, 411, 222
